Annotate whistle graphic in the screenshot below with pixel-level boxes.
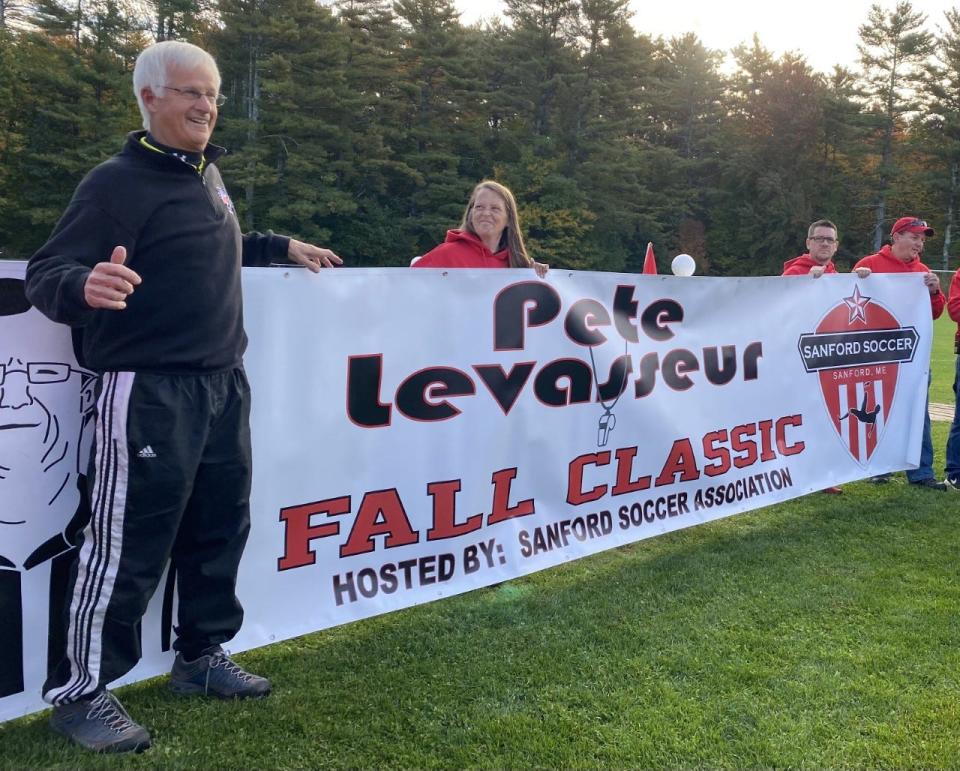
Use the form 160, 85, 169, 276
597, 412, 616, 447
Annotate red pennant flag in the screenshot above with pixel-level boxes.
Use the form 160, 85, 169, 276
643, 242, 657, 275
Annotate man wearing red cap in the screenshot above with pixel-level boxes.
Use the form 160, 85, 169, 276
855, 217, 947, 490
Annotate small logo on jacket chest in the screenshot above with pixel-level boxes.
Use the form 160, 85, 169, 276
215, 185, 236, 215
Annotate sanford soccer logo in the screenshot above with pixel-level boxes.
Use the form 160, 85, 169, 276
797, 286, 918, 465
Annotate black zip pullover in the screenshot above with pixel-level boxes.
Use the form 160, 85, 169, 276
25, 131, 289, 373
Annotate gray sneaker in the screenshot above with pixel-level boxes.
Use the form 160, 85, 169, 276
169, 646, 271, 699
49, 690, 151, 753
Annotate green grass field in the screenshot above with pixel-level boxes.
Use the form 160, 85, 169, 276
2, 425, 959, 769
2, 319, 959, 769
931, 312, 957, 407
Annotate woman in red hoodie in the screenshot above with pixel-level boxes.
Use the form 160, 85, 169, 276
413, 180, 547, 275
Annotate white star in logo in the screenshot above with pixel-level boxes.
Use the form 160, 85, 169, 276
843, 285, 871, 325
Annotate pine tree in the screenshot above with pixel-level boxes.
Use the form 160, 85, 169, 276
0, 0, 30, 30
0, 0, 143, 258
645, 33, 725, 272
815, 67, 875, 266
564, 0, 658, 271
712, 42, 830, 274
151, 0, 213, 41
497, 0, 580, 139
391, 0, 483, 257
857, 1, 934, 249
330, 0, 421, 264
0, 24, 20, 254
212, 0, 331, 241
918, 8, 960, 270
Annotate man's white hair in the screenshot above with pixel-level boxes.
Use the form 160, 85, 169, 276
133, 41, 221, 130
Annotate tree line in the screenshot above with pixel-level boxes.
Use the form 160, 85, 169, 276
1, 0, 959, 275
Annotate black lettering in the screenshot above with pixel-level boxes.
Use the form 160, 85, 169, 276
641, 299, 683, 341
565, 299, 611, 346
662, 349, 699, 390
634, 352, 660, 398
396, 368, 475, 421
346, 355, 391, 428
613, 285, 641, 343
534, 359, 592, 406
474, 363, 535, 415
703, 345, 738, 385
494, 282, 562, 350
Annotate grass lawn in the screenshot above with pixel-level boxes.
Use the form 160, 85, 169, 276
931, 313, 957, 407
2, 426, 959, 769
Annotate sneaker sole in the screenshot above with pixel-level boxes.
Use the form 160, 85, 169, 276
50, 720, 151, 753
909, 482, 948, 491
169, 681, 271, 699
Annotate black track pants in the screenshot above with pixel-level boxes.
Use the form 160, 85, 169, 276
43, 367, 252, 705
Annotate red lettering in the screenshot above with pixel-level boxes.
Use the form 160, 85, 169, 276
731, 423, 758, 468
654, 438, 701, 486
611, 447, 651, 495
426, 480, 483, 541
776, 414, 805, 455
566, 451, 611, 505
340, 489, 419, 557
758, 419, 776, 461
277, 496, 351, 570
488, 468, 535, 524
702, 429, 731, 476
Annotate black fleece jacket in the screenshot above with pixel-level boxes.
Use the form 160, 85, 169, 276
25, 131, 290, 374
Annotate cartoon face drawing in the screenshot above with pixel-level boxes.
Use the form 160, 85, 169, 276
0, 280, 94, 565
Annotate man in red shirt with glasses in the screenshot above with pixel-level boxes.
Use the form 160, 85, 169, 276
854, 217, 946, 490
782, 219, 843, 277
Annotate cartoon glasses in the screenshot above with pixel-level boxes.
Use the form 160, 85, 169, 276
0, 362, 72, 385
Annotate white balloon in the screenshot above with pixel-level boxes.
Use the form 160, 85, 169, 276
671, 253, 696, 276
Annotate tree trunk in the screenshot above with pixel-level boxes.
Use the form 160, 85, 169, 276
74, 0, 82, 50
943, 160, 957, 272
872, 120, 893, 251
245, 37, 259, 231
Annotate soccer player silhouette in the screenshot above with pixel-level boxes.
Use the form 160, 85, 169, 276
838, 391, 882, 435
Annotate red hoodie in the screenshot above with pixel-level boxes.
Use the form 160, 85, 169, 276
948, 269, 960, 321
947, 270, 960, 350
413, 229, 510, 268
854, 245, 945, 318
781, 254, 837, 276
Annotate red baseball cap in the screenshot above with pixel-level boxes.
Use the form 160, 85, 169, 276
891, 217, 935, 237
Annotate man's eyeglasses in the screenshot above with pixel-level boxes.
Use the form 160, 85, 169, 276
0, 362, 71, 385
162, 86, 227, 107
906, 219, 928, 228
809, 236, 837, 244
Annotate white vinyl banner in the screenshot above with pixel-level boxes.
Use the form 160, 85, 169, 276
0, 261, 933, 721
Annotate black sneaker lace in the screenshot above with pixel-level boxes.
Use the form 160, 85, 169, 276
86, 692, 136, 735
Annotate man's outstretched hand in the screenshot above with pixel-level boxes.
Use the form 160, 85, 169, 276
84, 246, 141, 310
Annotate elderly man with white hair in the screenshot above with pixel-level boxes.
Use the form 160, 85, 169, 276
25, 40, 341, 753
